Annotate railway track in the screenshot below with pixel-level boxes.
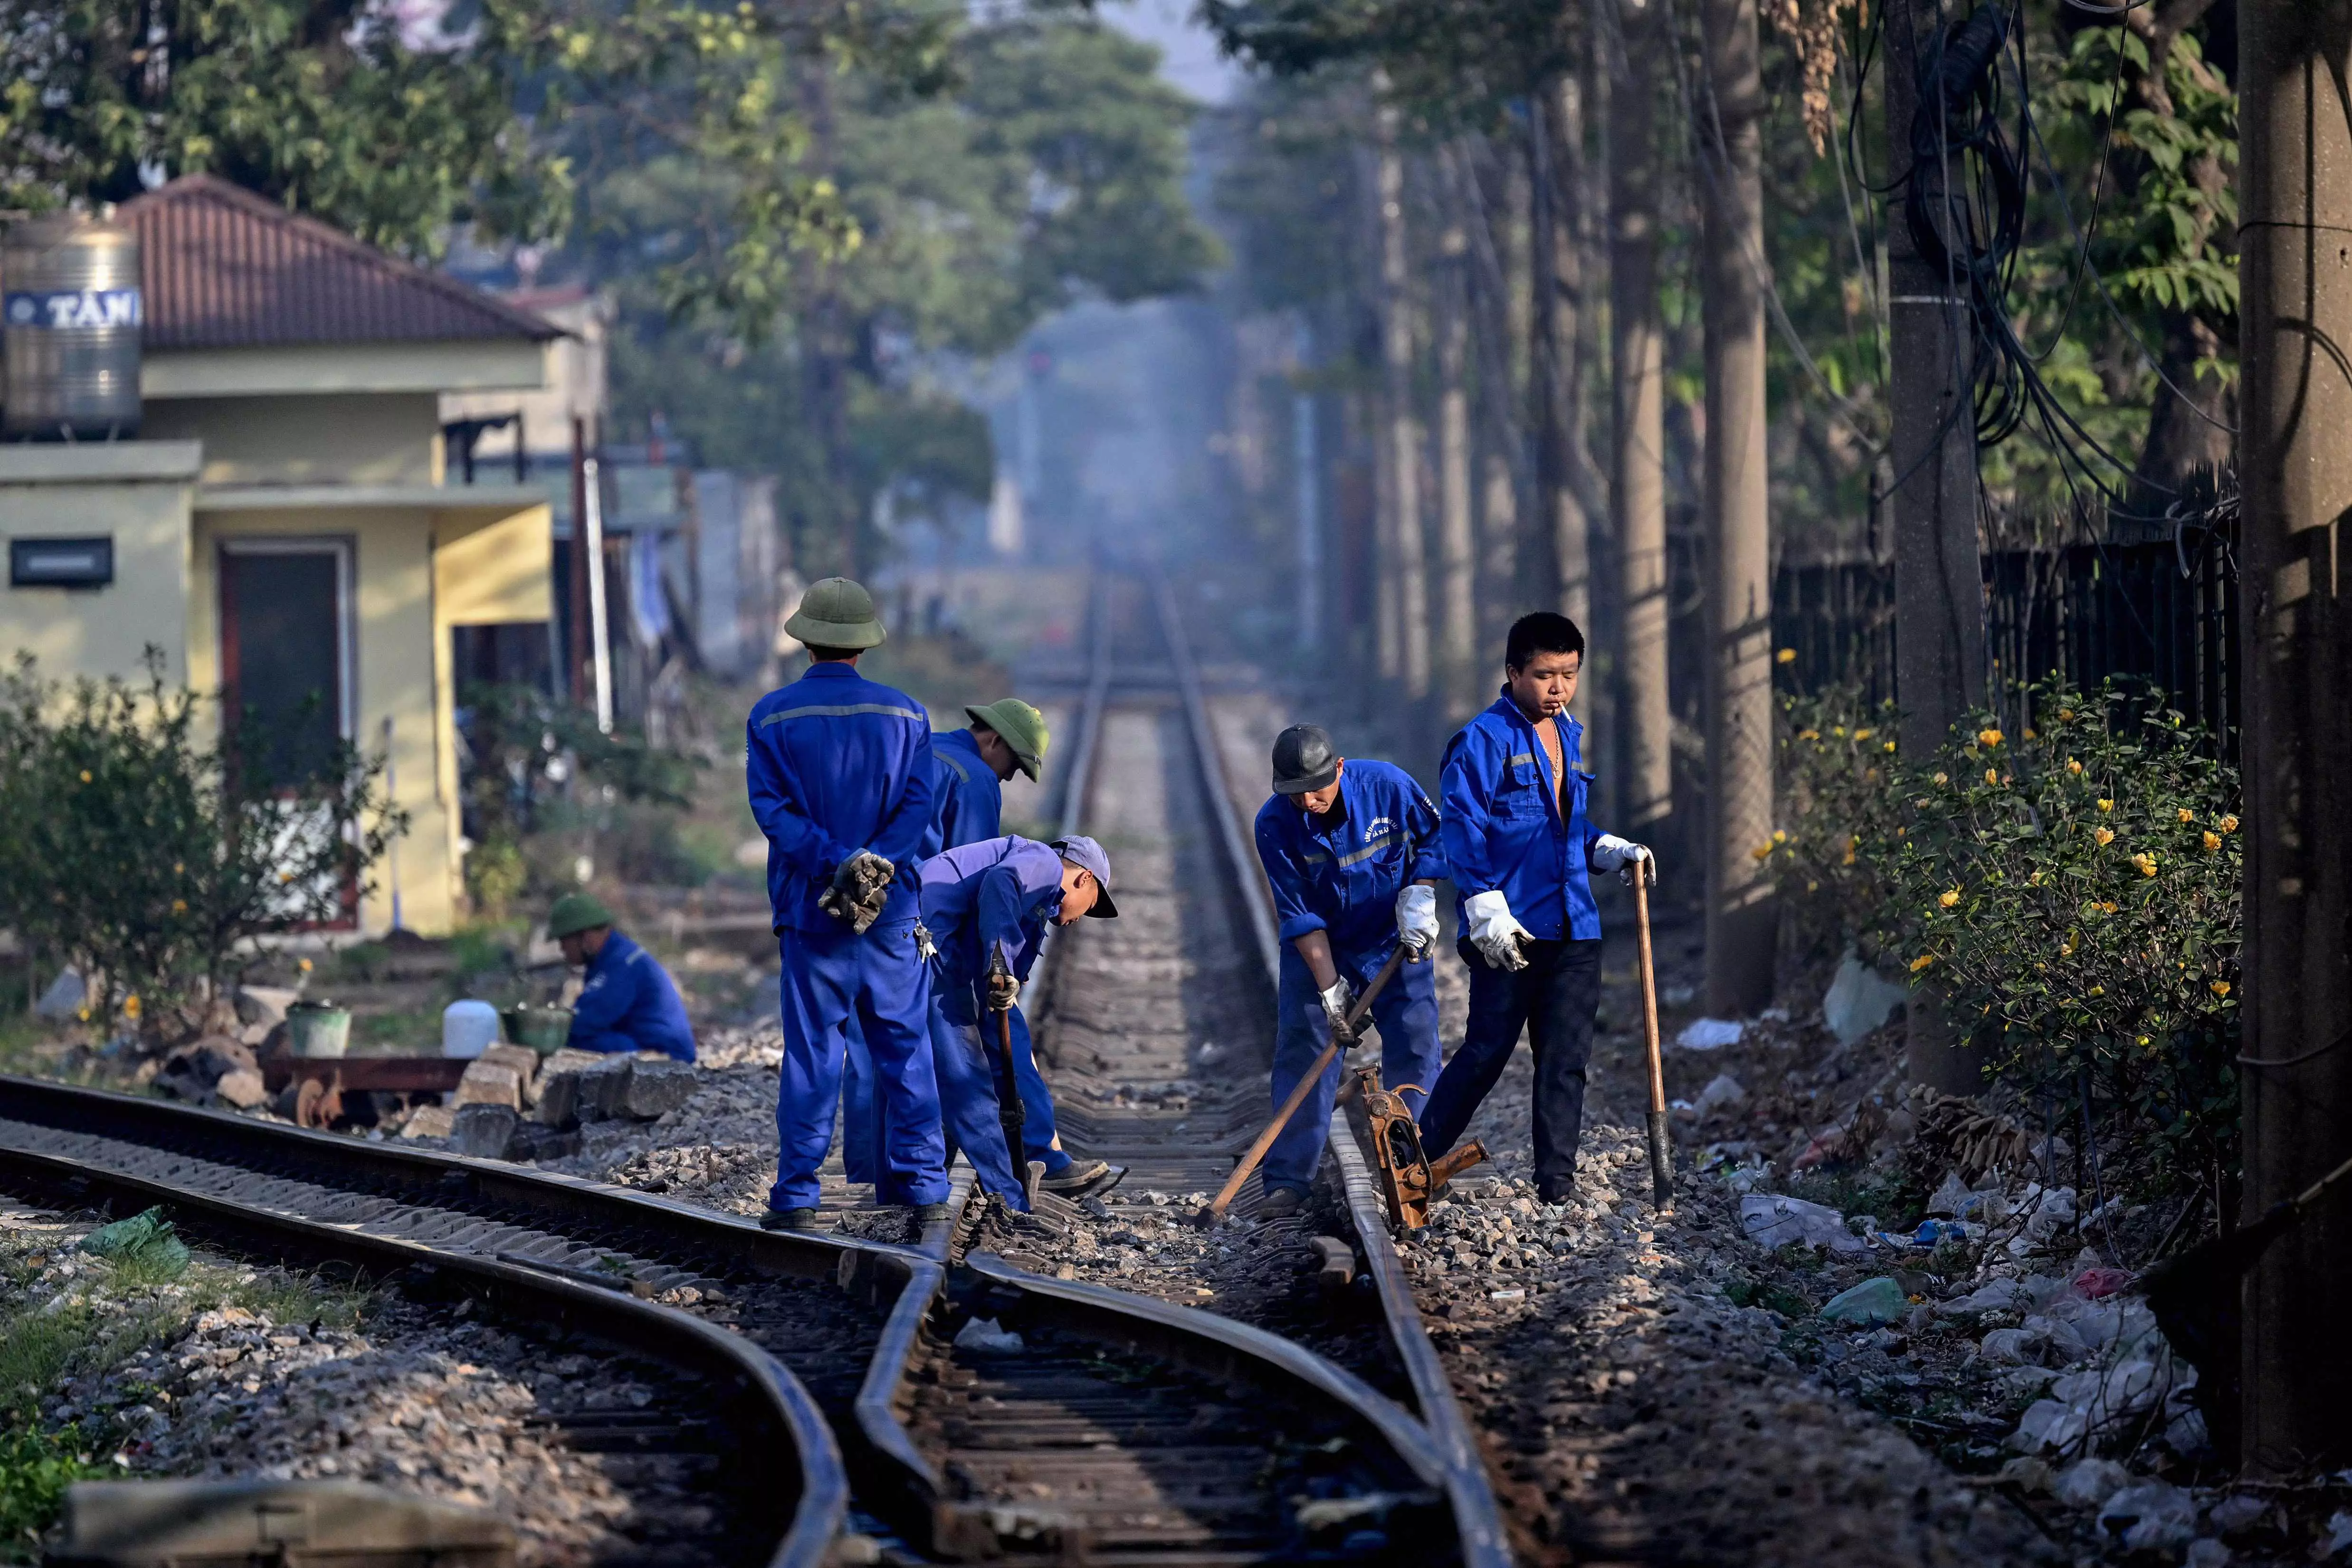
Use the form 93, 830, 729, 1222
0, 561, 1509, 1566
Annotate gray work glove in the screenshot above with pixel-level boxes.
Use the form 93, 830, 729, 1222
819, 850, 895, 934
1318, 977, 1358, 1044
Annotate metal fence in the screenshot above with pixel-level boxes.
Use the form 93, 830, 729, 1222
1771, 531, 2241, 752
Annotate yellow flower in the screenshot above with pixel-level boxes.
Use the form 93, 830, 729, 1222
1883, 740, 1896, 753
1910, 953, 1935, 973
2058, 707, 2076, 722
1978, 728, 2003, 747
172, 862, 184, 874
1840, 840, 1857, 867
1776, 647, 1797, 665
2029, 871, 2044, 886
1799, 729, 1821, 742
1752, 843, 1771, 862
2023, 728, 2038, 741
2098, 798, 2114, 812
1939, 889, 1961, 908
2177, 809, 2194, 824
1933, 771, 1950, 786
2203, 831, 2221, 853
171, 899, 187, 914
298, 958, 314, 974
2094, 827, 2114, 846
2219, 814, 2239, 834
2138, 1036, 2151, 1046
1772, 829, 1787, 844
122, 995, 141, 1020
2059, 943, 2074, 957
2211, 979, 2232, 998
1854, 728, 1874, 742
78, 770, 91, 783
1831, 725, 1847, 739
1985, 768, 1999, 785
2099, 901, 2118, 914
2067, 758, 2083, 775
2132, 853, 2157, 877
2089, 985, 2105, 998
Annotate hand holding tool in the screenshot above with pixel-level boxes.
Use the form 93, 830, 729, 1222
1464, 890, 1532, 972
1317, 977, 1357, 1044
1592, 835, 1656, 887
987, 954, 1027, 1165
1632, 869, 1675, 1212
1196, 944, 1406, 1226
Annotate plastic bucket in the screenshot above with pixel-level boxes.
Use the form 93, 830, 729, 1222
441, 999, 503, 1059
501, 1004, 573, 1056
285, 1002, 352, 1060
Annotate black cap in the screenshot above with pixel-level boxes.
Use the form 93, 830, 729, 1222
1271, 725, 1340, 795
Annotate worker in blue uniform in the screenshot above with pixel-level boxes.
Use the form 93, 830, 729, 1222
548, 893, 697, 1062
747, 577, 946, 1233
915, 834, 1118, 1211
1416, 612, 1653, 1203
844, 698, 1117, 1196
1251, 726, 1444, 1218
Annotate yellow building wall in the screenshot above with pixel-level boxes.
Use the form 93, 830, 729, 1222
189, 507, 458, 937
0, 467, 197, 685
142, 394, 443, 488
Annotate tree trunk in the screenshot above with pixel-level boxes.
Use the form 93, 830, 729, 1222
1375, 109, 1433, 702
1885, 0, 1991, 1091
1698, 0, 1776, 1016
1362, 144, 1403, 685
1437, 220, 1479, 716
1609, 0, 1674, 845
2236, 0, 2352, 1475
1530, 80, 1595, 639
1458, 137, 1531, 658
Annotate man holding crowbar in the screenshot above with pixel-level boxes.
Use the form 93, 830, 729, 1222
1228, 725, 1446, 1222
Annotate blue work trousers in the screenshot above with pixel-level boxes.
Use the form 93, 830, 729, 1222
924, 991, 1033, 1211
842, 1005, 1066, 1184
1417, 936, 1602, 1196
771, 919, 947, 1211
1266, 942, 1441, 1193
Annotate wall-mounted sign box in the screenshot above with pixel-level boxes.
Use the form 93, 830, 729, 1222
10, 535, 114, 588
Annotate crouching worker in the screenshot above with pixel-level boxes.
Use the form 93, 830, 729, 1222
1252, 725, 1445, 1219
916, 834, 1118, 1211
548, 893, 696, 1062
1416, 612, 1651, 1203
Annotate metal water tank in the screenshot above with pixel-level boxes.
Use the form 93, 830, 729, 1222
1, 212, 143, 439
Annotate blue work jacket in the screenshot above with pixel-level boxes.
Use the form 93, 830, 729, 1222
920, 728, 1002, 859
567, 931, 697, 1062
1440, 692, 1608, 941
1254, 758, 1444, 961
746, 662, 935, 934
917, 836, 1064, 988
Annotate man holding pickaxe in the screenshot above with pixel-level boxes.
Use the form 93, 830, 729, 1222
914, 834, 1118, 1211
1247, 725, 1445, 1219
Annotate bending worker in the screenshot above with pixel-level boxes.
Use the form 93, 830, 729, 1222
1250, 725, 1444, 1219
916, 834, 1118, 1211
747, 577, 947, 1233
548, 893, 697, 1062
1416, 612, 1651, 1204
845, 698, 1115, 1197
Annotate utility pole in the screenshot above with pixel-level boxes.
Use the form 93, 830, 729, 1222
1609, 0, 1674, 852
1884, 0, 1990, 1093
1697, 0, 1776, 1015
1293, 318, 1323, 657
2237, 0, 2352, 1475
1375, 104, 1433, 702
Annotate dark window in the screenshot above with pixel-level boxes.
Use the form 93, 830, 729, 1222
220, 549, 344, 784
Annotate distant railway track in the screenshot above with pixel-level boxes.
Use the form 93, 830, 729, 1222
0, 561, 1508, 1565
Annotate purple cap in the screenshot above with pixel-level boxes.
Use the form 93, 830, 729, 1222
1050, 835, 1119, 918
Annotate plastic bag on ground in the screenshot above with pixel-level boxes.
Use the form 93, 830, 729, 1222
1822, 950, 1909, 1045
2051, 1457, 2131, 1508
1819, 1277, 1906, 1326
76, 1207, 191, 1277
1740, 1192, 1866, 1254
952, 1317, 1026, 1355
1674, 1017, 1744, 1051
2097, 1481, 2197, 1552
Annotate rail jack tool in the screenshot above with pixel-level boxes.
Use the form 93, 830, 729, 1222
1345, 1065, 1485, 1231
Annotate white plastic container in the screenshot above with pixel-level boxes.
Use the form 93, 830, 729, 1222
442, 999, 503, 1059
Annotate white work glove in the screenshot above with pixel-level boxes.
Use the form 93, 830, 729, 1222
1590, 835, 1655, 887
1395, 884, 1438, 960
1318, 977, 1358, 1044
1463, 889, 1532, 972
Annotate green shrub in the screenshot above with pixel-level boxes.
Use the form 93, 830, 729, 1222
0, 652, 406, 1035
0, 1423, 98, 1561
1765, 687, 1907, 969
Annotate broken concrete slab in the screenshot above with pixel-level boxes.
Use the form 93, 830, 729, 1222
453, 1061, 523, 1112
448, 1103, 521, 1159
619, 1058, 695, 1118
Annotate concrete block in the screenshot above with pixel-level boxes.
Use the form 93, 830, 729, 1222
619, 1058, 694, 1119
453, 1061, 522, 1111
448, 1103, 520, 1159
479, 1044, 540, 1097
214, 1069, 268, 1109
402, 1105, 457, 1140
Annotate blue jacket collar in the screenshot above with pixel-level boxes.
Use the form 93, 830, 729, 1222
802, 661, 859, 682
1487, 689, 1580, 739
939, 727, 985, 763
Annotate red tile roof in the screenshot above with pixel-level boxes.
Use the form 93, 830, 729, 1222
119, 176, 562, 352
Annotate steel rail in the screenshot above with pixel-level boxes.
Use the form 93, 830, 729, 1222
0, 1124, 845, 1568
1150, 567, 1514, 1568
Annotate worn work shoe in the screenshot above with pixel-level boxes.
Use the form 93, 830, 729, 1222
1257, 1185, 1309, 1220
912, 1202, 953, 1225
1038, 1159, 1126, 1200
759, 1207, 822, 1233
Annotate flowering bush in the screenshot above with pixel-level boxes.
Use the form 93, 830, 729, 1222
1764, 687, 1908, 970
1875, 683, 2240, 1185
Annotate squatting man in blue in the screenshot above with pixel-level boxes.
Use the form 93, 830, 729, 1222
1415, 611, 1653, 1204
745, 577, 948, 1232
1251, 724, 1445, 1219
547, 892, 698, 1062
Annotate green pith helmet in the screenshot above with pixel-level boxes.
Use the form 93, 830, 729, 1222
967, 698, 1050, 781
547, 893, 616, 940
783, 577, 886, 650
